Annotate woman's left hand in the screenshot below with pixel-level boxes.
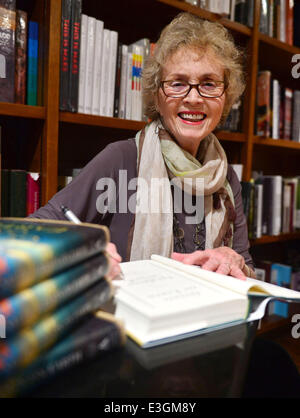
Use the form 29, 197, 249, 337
171, 247, 247, 280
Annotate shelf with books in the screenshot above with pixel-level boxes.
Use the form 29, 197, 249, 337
215, 130, 246, 143
156, 0, 252, 36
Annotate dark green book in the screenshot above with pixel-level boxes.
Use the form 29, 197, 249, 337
9, 169, 27, 217
0, 218, 109, 298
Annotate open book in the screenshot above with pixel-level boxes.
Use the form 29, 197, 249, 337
115, 255, 300, 348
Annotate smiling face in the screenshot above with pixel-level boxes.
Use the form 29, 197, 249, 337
156, 47, 226, 157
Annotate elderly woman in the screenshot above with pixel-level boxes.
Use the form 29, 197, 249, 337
30, 13, 255, 280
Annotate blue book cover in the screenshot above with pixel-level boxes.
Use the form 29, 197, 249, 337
270, 264, 292, 318
26, 21, 38, 105
0, 218, 109, 298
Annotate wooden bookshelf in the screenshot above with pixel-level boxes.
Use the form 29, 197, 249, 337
0, 103, 45, 119
251, 232, 300, 246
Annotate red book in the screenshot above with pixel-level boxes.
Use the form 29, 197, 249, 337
26, 172, 40, 216
286, 0, 293, 46
256, 71, 271, 137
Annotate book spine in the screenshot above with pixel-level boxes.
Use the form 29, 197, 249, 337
91, 19, 104, 115
99, 29, 111, 116
107, 30, 118, 117
83, 16, 96, 114
14, 9, 27, 104
0, 253, 109, 337
125, 51, 133, 120
285, 0, 293, 46
0, 2, 16, 102
283, 87, 293, 140
26, 21, 39, 106
0, 219, 109, 298
272, 79, 280, 139
292, 91, 300, 142
9, 169, 27, 217
1, 169, 10, 216
113, 42, 122, 118
256, 71, 271, 137
118, 44, 128, 119
67, 0, 82, 112
59, 0, 72, 111
0, 279, 113, 378
26, 172, 40, 216
0, 313, 124, 397
77, 13, 87, 113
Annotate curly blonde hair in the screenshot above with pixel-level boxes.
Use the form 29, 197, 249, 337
142, 13, 245, 123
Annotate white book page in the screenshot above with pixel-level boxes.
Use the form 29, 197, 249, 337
150, 255, 300, 300
117, 260, 247, 318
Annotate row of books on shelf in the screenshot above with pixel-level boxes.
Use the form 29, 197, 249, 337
60, 0, 152, 121
0, 1, 39, 105
241, 174, 300, 240
256, 70, 300, 141
254, 260, 300, 318
0, 218, 125, 397
183, 0, 300, 46
1, 169, 40, 217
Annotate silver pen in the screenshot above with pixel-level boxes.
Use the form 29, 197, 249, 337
61, 205, 81, 224
60, 205, 124, 280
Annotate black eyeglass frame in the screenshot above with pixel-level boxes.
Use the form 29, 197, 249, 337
160, 80, 227, 99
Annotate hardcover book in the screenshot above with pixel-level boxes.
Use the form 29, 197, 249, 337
59, 0, 72, 111
256, 71, 271, 137
115, 255, 300, 348
0, 311, 126, 397
0, 252, 109, 337
67, 0, 82, 112
0, 0, 16, 103
26, 21, 38, 106
14, 9, 27, 104
0, 278, 113, 378
0, 218, 109, 298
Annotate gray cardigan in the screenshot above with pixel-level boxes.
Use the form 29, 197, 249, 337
30, 138, 254, 268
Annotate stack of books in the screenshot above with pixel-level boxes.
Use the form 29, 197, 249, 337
0, 218, 125, 397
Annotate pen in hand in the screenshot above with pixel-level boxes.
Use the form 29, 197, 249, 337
60, 205, 124, 280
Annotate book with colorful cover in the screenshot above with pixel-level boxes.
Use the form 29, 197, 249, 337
0, 311, 125, 397
0, 218, 109, 298
0, 278, 113, 378
269, 263, 292, 318
26, 21, 38, 106
0, 0, 16, 103
0, 252, 109, 337
14, 9, 27, 104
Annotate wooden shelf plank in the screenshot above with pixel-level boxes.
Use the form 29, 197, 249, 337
215, 130, 246, 142
0, 102, 46, 119
60, 112, 146, 131
251, 231, 300, 245
259, 32, 300, 54
253, 136, 300, 150
156, 0, 251, 35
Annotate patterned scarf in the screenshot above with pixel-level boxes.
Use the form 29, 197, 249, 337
128, 120, 236, 261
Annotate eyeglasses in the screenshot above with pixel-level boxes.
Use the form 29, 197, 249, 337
160, 79, 226, 98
